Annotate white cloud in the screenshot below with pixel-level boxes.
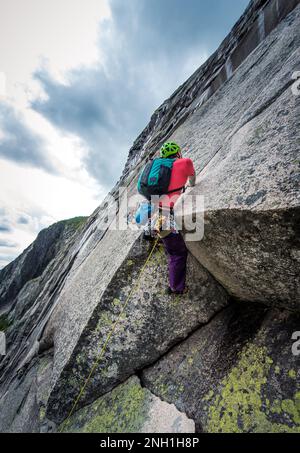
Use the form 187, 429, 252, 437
0, 0, 110, 105
0, 72, 6, 97
0, 159, 102, 220
0, 0, 111, 268
0, 158, 103, 267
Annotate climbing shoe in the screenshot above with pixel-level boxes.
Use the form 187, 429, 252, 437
166, 286, 188, 295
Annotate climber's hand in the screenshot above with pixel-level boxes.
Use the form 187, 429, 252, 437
188, 175, 196, 187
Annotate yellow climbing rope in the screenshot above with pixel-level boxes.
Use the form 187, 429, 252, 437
59, 237, 159, 432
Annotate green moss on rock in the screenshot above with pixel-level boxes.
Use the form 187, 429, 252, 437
60, 377, 150, 433
204, 344, 300, 433
58, 216, 88, 230
288, 369, 296, 379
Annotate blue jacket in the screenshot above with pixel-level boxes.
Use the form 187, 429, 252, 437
135, 202, 153, 225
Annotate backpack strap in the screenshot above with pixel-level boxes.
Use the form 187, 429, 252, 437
167, 186, 186, 195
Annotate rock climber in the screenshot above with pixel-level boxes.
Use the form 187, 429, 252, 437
136, 142, 196, 295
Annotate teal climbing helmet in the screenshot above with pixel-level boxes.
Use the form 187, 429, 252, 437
160, 142, 181, 158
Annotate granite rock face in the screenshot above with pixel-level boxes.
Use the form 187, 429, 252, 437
0, 0, 299, 433
121, 0, 300, 182
0, 218, 86, 313
0, 218, 87, 432
46, 236, 228, 423
142, 305, 300, 433
60, 376, 195, 433
174, 11, 300, 307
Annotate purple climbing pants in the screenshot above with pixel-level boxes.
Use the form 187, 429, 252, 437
162, 232, 188, 292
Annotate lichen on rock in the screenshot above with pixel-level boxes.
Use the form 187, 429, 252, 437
60, 376, 195, 433
204, 344, 300, 433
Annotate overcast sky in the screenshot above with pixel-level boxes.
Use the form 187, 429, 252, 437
0, 0, 249, 268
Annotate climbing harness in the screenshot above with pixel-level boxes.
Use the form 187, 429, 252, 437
59, 237, 159, 432
153, 204, 177, 238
